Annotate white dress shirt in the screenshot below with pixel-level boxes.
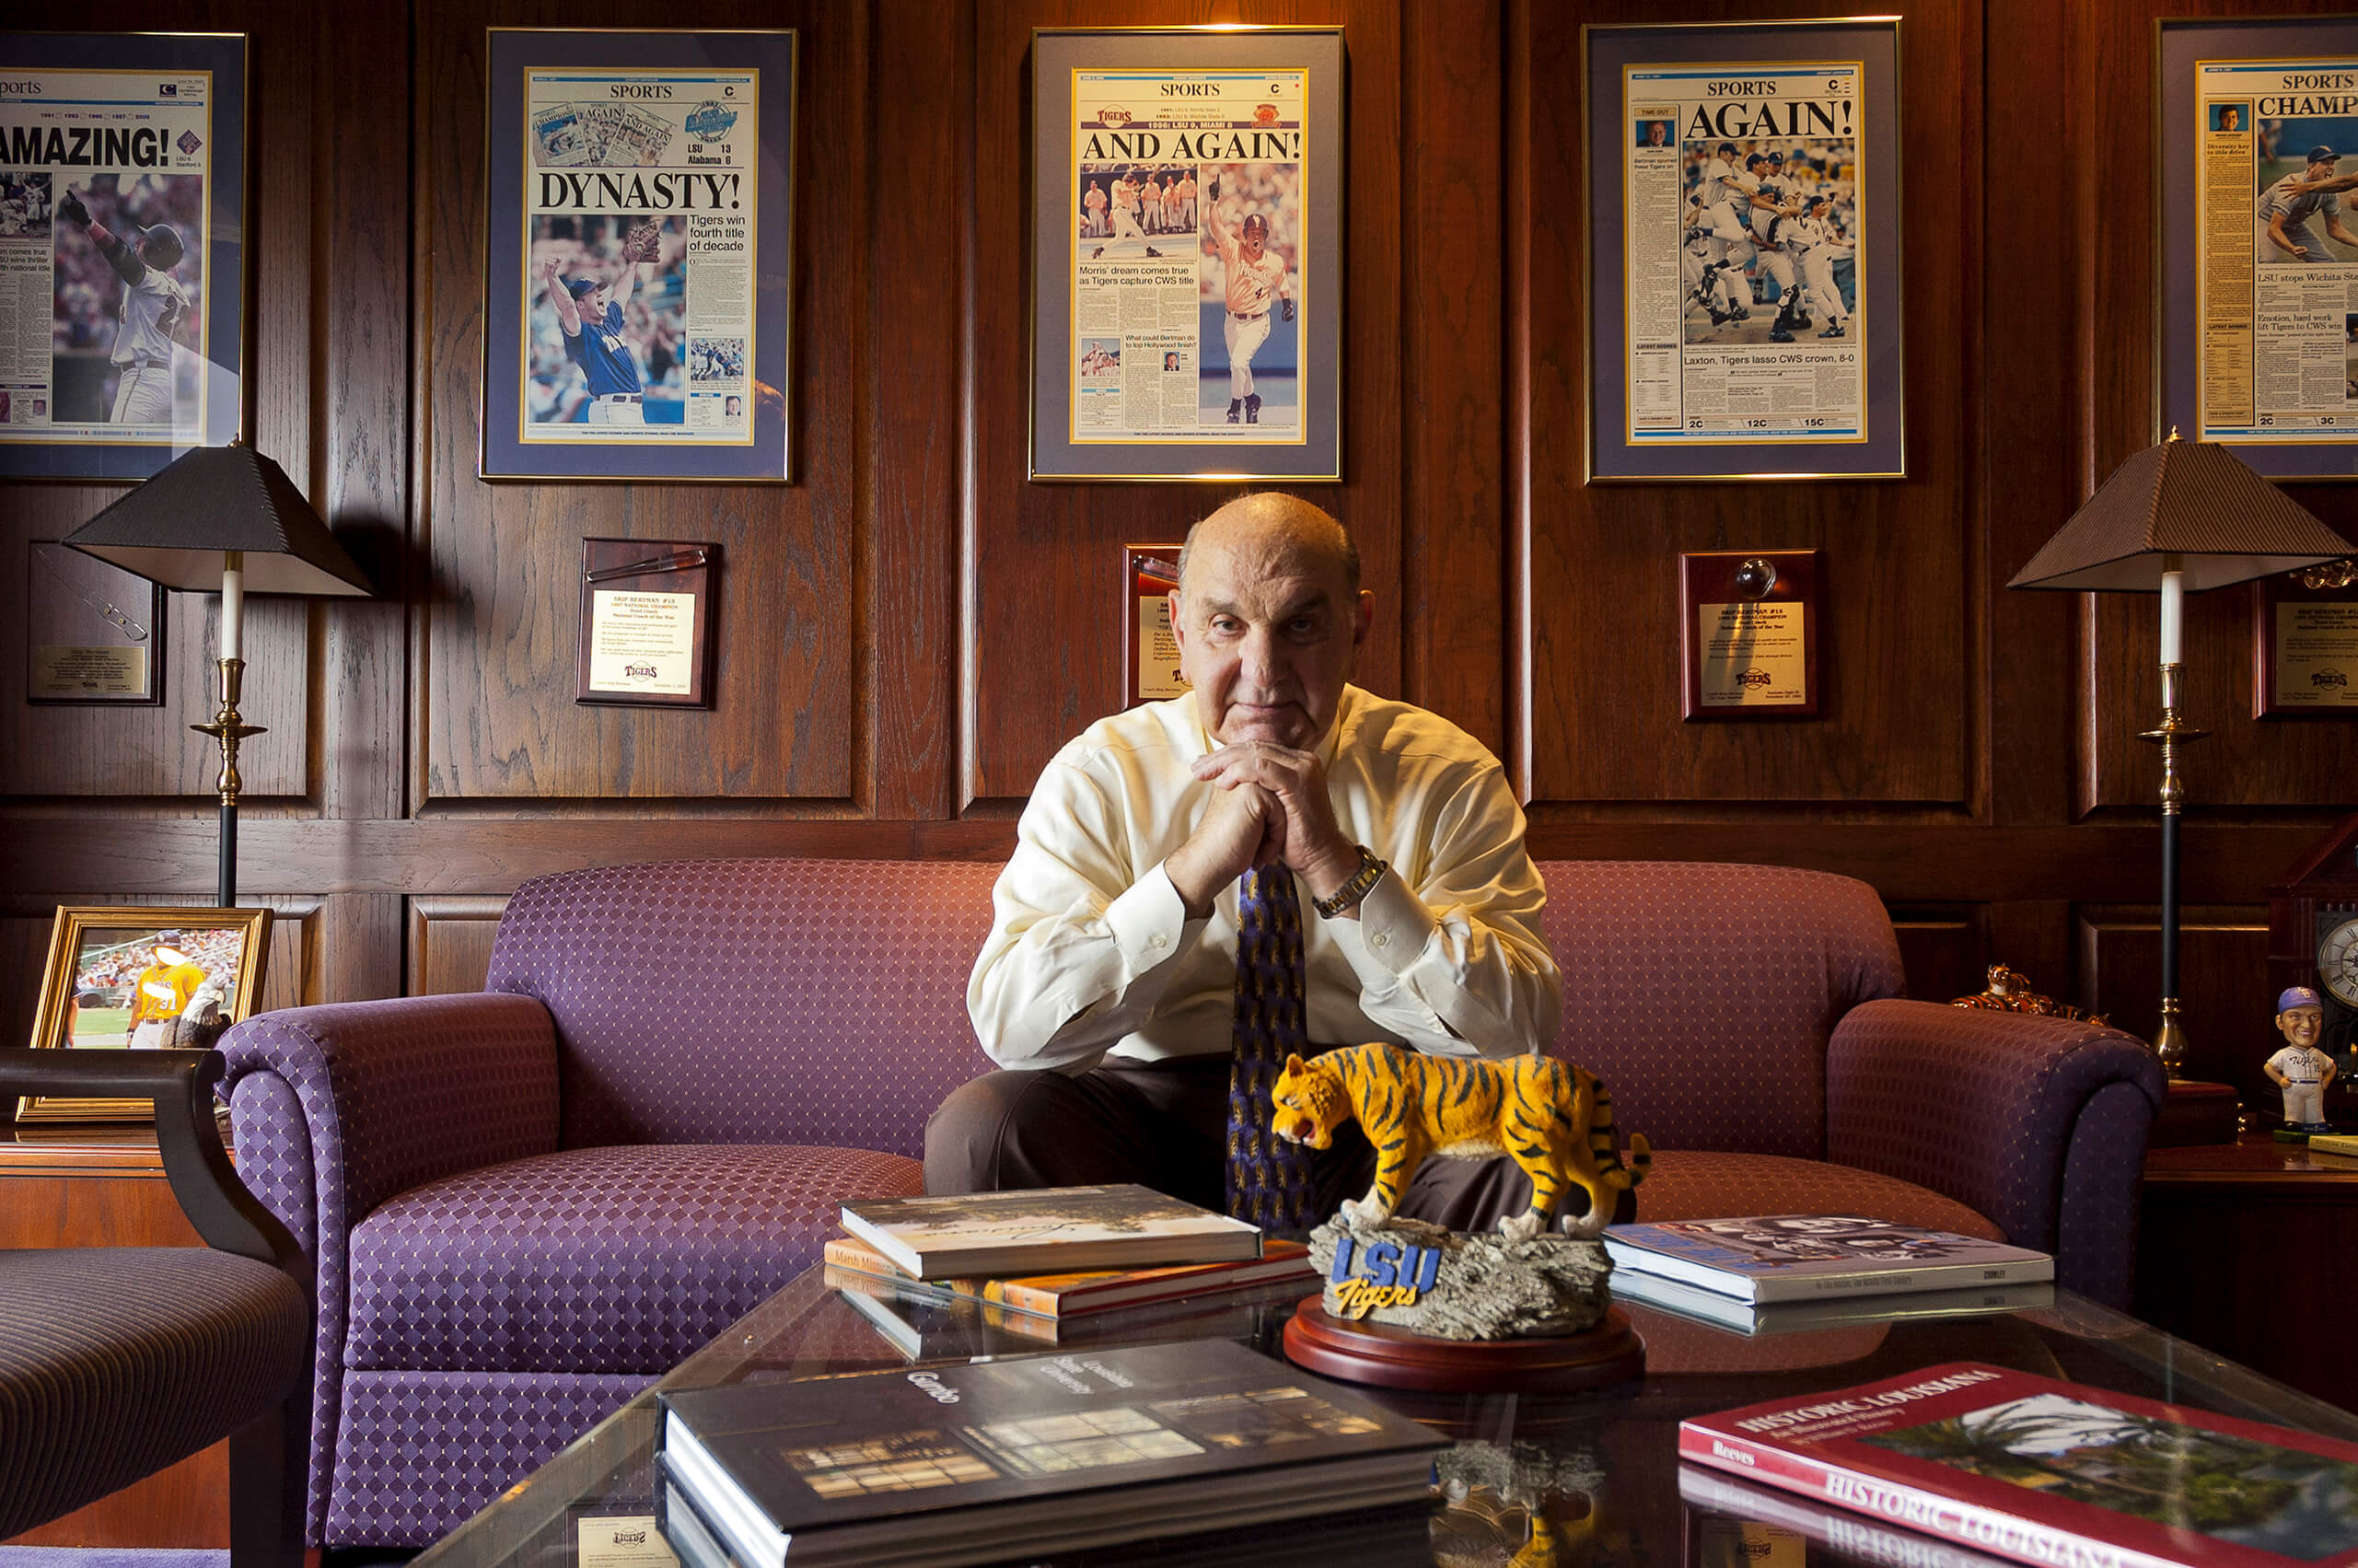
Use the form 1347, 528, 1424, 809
969, 684, 1562, 1073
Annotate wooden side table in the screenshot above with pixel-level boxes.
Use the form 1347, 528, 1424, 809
0, 1123, 232, 1548
2137, 1132, 2358, 1412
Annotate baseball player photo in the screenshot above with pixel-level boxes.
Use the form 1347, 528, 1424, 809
2256, 138, 2358, 264
1200, 164, 1300, 429
1079, 163, 1165, 260
2266, 986, 2338, 1132
50, 173, 204, 427
529, 214, 685, 427
1680, 135, 1859, 348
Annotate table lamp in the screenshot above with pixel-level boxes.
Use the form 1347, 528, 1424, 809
2008, 431, 2353, 1072
62, 440, 373, 907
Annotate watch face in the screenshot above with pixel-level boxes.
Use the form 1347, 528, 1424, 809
2321, 915, 2358, 1008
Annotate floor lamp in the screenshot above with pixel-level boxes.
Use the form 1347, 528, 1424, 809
2008, 433, 2353, 1073
62, 441, 374, 907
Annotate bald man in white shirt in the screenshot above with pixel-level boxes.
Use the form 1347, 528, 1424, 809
928, 494, 1564, 1229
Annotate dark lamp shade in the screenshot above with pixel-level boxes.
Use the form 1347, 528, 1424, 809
2007, 437, 2353, 593
62, 443, 373, 598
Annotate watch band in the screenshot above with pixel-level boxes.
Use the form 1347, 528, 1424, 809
1313, 846, 1388, 919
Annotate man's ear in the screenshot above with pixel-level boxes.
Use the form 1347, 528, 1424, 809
1167, 589, 1188, 650
1352, 588, 1376, 648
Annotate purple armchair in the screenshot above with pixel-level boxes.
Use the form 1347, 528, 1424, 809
219, 856, 2161, 1548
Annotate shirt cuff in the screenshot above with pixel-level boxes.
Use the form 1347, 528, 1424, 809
1105, 860, 1195, 975
1351, 868, 1441, 978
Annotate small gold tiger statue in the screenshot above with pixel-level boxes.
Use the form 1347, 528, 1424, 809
1270, 1043, 1650, 1243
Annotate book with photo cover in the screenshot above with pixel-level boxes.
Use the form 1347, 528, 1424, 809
836, 1183, 1262, 1279
820, 1235, 1313, 1318
1678, 1463, 2018, 1568
657, 1339, 1445, 1568
823, 1264, 1293, 1358
1603, 1214, 2051, 1305
1680, 1361, 2358, 1568
1611, 1267, 2053, 1334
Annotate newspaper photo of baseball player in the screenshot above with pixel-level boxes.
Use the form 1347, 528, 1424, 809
49, 172, 205, 426
1679, 136, 1858, 348
2253, 117, 2358, 264
528, 214, 685, 426
1198, 161, 1300, 429
0, 173, 50, 238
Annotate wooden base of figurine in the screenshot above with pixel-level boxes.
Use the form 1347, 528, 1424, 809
1282, 1295, 1644, 1393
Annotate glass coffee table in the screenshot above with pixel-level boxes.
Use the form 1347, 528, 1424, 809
410, 1266, 2358, 1568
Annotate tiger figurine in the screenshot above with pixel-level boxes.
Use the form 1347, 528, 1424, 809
1270, 1043, 1649, 1243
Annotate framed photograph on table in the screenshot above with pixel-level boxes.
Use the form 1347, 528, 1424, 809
1030, 27, 1343, 482
18, 905, 271, 1124
1583, 18, 1904, 482
482, 28, 796, 482
2158, 17, 2358, 480
0, 31, 247, 482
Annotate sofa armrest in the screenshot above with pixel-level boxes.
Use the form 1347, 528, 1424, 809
217, 993, 559, 1545
1826, 997, 2165, 1307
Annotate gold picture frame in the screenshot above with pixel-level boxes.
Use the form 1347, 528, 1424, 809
17, 905, 272, 1124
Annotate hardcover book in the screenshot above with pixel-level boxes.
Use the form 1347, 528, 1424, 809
1680, 1361, 2358, 1568
1611, 1267, 2053, 1334
1678, 1462, 2019, 1568
1602, 1214, 2051, 1304
823, 1266, 1296, 1358
658, 1339, 1446, 1568
819, 1235, 1313, 1318
836, 1184, 1262, 1279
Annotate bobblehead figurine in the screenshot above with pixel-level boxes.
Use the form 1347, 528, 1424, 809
2264, 985, 2337, 1138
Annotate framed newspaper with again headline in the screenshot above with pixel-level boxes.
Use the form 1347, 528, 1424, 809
1584, 17, 1905, 482
1029, 27, 1343, 483
482, 28, 796, 483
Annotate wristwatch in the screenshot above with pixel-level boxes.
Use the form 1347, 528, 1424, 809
1313, 846, 1388, 919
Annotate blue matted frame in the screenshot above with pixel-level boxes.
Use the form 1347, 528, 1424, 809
482, 28, 796, 483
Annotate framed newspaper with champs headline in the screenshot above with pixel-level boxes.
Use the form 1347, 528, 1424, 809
481, 28, 796, 483
1029, 27, 1344, 483
1583, 17, 1906, 482
0, 31, 248, 482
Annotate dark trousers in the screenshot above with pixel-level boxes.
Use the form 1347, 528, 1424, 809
923, 1052, 1544, 1234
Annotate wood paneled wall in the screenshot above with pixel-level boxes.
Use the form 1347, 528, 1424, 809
6, 0, 2354, 1075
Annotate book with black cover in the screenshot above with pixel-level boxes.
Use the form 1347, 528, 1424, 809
658, 1340, 1445, 1568
836, 1183, 1262, 1278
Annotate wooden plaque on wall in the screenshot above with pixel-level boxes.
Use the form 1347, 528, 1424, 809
1678, 550, 1820, 720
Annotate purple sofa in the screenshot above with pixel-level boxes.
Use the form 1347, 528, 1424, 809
217, 856, 2161, 1547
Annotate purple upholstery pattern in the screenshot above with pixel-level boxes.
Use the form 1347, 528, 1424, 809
330, 1370, 653, 1545
482, 858, 1001, 1153
1533, 861, 1905, 1157
1825, 998, 2164, 1302
221, 993, 561, 1543
345, 1143, 923, 1372
2054, 1080, 2166, 1306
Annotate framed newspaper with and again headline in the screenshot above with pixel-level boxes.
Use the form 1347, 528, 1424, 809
1584, 17, 1905, 482
2159, 17, 2358, 481
1030, 27, 1343, 483
0, 32, 247, 482
482, 28, 795, 483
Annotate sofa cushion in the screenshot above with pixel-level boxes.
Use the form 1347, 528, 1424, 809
345, 1143, 923, 1374
1534, 862, 1907, 1159
483, 858, 1003, 1152
1632, 1150, 2004, 1240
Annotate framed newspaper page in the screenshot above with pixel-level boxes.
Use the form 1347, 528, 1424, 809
1584, 18, 1905, 482
482, 29, 796, 483
2159, 17, 2358, 481
1030, 28, 1343, 483
0, 32, 247, 482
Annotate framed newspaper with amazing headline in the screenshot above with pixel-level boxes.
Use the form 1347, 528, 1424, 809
1029, 27, 1343, 483
1583, 17, 1905, 482
2159, 16, 2358, 481
0, 32, 247, 482
482, 28, 796, 483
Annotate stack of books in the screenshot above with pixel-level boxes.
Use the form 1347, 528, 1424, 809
1601, 1214, 2054, 1333
827, 1185, 1316, 1353
656, 1339, 1446, 1568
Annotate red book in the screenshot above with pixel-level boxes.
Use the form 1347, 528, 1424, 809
1681, 1362, 2358, 1568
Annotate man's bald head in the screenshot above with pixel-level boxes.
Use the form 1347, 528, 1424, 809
1177, 494, 1360, 600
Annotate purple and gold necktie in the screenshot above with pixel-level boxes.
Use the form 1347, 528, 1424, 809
1226, 865, 1318, 1234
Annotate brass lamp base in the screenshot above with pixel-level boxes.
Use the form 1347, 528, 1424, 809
189, 656, 265, 908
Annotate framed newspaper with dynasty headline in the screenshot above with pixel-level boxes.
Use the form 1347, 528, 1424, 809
1029, 27, 1343, 483
1583, 18, 1904, 482
482, 29, 795, 483
0, 32, 247, 482
2160, 17, 2358, 480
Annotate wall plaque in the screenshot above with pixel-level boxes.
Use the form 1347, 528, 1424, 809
27, 540, 163, 705
1679, 550, 1820, 719
1124, 544, 1188, 707
2255, 570, 2358, 717
575, 539, 714, 708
